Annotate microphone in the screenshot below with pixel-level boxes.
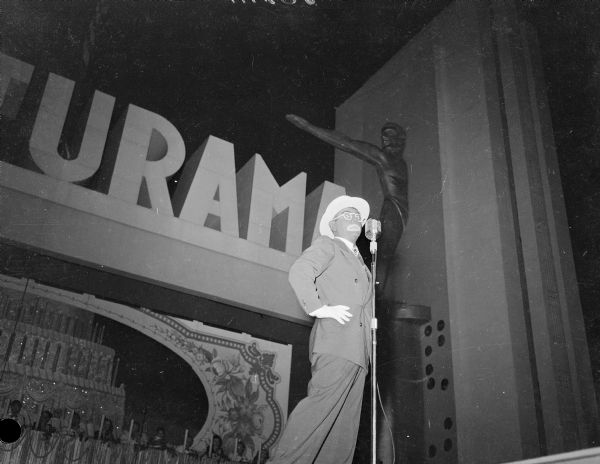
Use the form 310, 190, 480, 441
365, 218, 381, 241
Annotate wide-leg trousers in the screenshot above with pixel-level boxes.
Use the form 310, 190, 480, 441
268, 353, 366, 464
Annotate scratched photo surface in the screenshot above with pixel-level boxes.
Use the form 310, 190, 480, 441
1, 1, 600, 462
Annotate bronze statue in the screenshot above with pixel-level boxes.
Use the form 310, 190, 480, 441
286, 114, 408, 293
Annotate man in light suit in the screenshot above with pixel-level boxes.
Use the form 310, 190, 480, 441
268, 195, 373, 464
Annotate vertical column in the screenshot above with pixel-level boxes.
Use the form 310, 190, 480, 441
523, 22, 600, 446
435, 2, 541, 460
490, 0, 599, 450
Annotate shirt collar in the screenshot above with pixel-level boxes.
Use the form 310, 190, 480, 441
334, 236, 358, 254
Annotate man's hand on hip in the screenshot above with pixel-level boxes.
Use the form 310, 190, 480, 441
309, 305, 352, 325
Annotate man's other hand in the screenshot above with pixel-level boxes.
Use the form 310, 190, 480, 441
309, 305, 352, 325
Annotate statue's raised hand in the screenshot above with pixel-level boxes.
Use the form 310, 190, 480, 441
286, 114, 309, 128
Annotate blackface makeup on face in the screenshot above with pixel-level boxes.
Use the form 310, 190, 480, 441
329, 207, 363, 243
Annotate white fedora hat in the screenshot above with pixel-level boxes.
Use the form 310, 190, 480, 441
319, 195, 370, 238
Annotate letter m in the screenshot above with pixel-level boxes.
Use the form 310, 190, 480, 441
237, 154, 306, 256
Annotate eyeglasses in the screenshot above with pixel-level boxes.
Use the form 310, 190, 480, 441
332, 212, 362, 222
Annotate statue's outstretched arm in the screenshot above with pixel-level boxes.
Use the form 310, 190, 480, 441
286, 114, 380, 165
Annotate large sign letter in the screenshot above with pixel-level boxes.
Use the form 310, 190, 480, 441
0, 52, 33, 119
108, 104, 185, 216
29, 73, 114, 182
303, 181, 346, 249
172, 136, 239, 237
237, 154, 306, 255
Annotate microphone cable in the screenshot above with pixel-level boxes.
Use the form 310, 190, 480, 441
376, 376, 397, 464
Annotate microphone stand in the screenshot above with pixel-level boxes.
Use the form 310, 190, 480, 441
369, 237, 378, 464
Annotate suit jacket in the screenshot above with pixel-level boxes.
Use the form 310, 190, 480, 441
288, 236, 373, 368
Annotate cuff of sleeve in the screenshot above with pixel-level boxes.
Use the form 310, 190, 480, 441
308, 304, 326, 317
301, 299, 322, 315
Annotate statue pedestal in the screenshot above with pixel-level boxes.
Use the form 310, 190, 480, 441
390, 303, 431, 323
378, 303, 431, 464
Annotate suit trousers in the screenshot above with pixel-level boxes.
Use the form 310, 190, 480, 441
268, 353, 366, 464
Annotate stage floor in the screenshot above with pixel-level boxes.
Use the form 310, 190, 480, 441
505, 447, 600, 464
